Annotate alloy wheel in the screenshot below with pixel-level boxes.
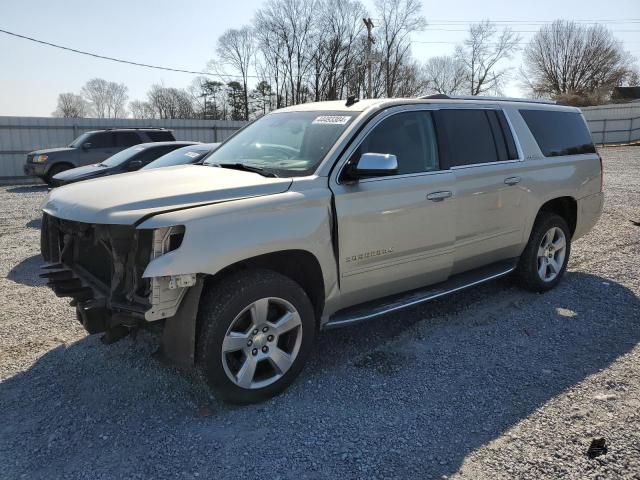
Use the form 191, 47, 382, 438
537, 226, 567, 282
221, 297, 303, 389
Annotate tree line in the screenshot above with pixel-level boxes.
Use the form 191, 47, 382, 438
53, 1, 638, 120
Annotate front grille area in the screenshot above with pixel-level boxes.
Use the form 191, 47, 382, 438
41, 213, 153, 313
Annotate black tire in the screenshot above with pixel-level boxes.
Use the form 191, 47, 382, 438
40, 213, 50, 262
197, 269, 316, 404
45, 163, 72, 186
516, 212, 571, 292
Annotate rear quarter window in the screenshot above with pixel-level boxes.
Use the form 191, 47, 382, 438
519, 110, 596, 157
146, 131, 175, 141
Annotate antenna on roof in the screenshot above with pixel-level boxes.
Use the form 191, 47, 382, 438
345, 96, 359, 107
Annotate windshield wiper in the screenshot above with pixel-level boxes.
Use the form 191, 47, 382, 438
211, 163, 278, 178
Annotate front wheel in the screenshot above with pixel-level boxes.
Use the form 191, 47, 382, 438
516, 212, 571, 292
197, 269, 316, 404
45, 164, 72, 186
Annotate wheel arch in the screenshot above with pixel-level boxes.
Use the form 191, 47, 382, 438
202, 249, 326, 321
160, 249, 326, 368
537, 196, 577, 237
45, 161, 75, 177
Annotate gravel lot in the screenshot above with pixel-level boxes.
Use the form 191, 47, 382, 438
1, 147, 639, 479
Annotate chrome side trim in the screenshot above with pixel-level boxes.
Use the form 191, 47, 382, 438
450, 159, 522, 170
325, 266, 515, 328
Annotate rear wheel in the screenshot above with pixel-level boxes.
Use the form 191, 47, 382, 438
516, 212, 571, 292
197, 269, 316, 404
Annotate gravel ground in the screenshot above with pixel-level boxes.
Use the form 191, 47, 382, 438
0, 147, 638, 480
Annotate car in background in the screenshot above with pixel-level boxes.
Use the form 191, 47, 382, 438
24, 128, 176, 185
50, 141, 198, 187
142, 143, 221, 170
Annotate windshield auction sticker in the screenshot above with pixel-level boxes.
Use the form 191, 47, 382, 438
312, 115, 351, 125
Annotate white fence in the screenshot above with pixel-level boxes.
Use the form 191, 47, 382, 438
581, 104, 640, 145
0, 116, 247, 179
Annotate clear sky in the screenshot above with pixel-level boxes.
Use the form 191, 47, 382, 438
1, 0, 638, 116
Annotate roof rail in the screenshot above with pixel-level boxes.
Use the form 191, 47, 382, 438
103, 127, 170, 131
420, 94, 557, 105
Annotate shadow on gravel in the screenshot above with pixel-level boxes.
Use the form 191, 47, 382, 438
6, 254, 45, 286
0, 272, 638, 479
6, 185, 47, 193
26, 218, 42, 229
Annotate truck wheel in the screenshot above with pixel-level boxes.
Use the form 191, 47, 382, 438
45, 164, 72, 186
516, 212, 571, 292
197, 269, 316, 404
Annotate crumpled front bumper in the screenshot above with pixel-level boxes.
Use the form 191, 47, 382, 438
40, 213, 153, 334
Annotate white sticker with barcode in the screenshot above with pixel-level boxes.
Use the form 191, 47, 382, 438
312, 115, 351, 125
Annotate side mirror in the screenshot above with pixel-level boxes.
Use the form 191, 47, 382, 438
127, 160, 143, 171
82, 142, 92, 151
344, 153, 398, 181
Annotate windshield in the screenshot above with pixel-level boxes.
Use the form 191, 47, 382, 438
203, 111, 357, 176
100, 145, 148, 167
143, 145, 212, 169
68, 132, 92, 148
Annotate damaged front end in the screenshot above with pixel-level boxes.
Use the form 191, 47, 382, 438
40, 213, 197, 350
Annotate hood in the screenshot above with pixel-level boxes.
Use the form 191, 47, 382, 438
52, 164, 110, 185
43, 165, 293, 225
30, 147, 75, 156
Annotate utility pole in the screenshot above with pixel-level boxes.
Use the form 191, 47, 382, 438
363, 18, 375, 99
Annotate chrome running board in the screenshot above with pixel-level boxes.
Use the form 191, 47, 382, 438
324, 259, 517, 329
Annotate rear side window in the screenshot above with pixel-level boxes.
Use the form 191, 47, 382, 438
115, 132, 142, 147
434, 109, 499, 167
88, 132, 114, 148
146, 131, 175, 141
520, 110, 596, 157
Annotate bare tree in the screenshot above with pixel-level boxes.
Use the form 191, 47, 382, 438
129, 100, 156, 119
52, 93, 88, 118
422, 56, 466, 95
522, 20, 633, 103
254, 0, 316, 106
107, 82, 129, 118
374, 0, 427, 97
456, 20, 521, 96
213, 26, 254, 120
147, 85, 195, 119
310, 0, 367, 101
393, 60, 426, 97
80, 78, 129, 118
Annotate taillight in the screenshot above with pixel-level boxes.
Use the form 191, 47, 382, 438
598, 153, 604, 192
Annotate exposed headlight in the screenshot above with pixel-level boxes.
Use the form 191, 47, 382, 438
32, 154, 48, 163
151, 226, 185, 258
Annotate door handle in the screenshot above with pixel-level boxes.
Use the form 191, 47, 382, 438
504, 176, 521, 186
427, 191, 453, 201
